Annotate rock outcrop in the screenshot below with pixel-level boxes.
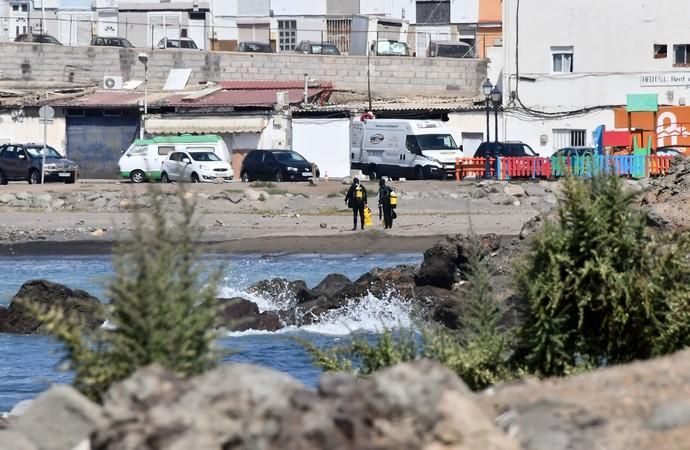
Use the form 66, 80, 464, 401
216, 297, 283, 332
0, 280, 103, 334
89, 360, 517, 450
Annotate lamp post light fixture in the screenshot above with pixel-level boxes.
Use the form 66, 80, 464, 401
138, 52, 149, 139
491, 85, 502, 144
481, 78, 494, 179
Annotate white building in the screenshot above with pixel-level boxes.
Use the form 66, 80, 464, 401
498, 0, 690, 155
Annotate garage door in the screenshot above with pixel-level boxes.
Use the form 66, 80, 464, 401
66, 111, 140, 179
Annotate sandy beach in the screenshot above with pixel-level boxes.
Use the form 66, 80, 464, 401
0, 179, 550, 254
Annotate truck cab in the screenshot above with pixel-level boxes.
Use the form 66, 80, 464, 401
350, 119, 464, 180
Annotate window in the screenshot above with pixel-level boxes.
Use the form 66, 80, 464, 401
278, 20, 297, 52
551, 46, 574, 73
674, 44, 690, 65
21, 4, 27, 11
12, 5, 18, 11
157, 145, 174, 156
416, 1, 451, 24
654, 44, 668, 59
553, 129, 587, 149
405, 136, 422, 155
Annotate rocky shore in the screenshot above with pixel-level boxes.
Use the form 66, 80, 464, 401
3, 349, 690, 450
0, 233, 525, 335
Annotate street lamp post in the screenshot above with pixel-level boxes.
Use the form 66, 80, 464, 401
138, 53, 149, 140
491, 85, 502, 144
481, 78, 493, 179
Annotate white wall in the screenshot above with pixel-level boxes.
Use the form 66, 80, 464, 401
270, 0, 326, 16
292, 118, 350, 178
269, 17, 325, 43
0, 110, 67, 155
360, 0, 415, 22
503, 0, 690, 111
211, 17, 238, 41
450, 0, 478, 23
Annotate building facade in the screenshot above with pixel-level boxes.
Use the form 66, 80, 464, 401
500, 0, 690, 155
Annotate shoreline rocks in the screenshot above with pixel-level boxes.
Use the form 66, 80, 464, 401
0, 280, 104, 334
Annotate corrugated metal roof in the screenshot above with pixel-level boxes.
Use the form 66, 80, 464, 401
307, 99, 482, 113
166, 88, 325, 107
219, 80, 333, 90
146, 116, 267, 134
51, 91, 172, 108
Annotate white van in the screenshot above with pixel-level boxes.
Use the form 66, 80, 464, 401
350, 119, 464, 180
118, 134, 231, 183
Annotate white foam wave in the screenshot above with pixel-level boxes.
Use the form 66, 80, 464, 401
299, 291, 413, 336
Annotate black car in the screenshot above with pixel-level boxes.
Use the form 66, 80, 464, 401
0, 144, 79, 184
14, 33, 62, 45
237, 41, 273, 53
295, 40, 341, 55
240, 149, 319, 182
91, 36, 134, 48
474, 141, 538, 158
552, 146, 595, 158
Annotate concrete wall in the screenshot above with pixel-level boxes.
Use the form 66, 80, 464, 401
0, 108, 67, 154
326, 0, 359, 15
0, 42, 486, 97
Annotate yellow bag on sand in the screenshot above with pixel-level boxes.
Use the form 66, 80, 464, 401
364, 207, 372, 227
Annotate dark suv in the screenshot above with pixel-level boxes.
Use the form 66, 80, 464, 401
0, 144, 79, 184
237, 41, 273, 53
15, 33, 62, 45
474, 141, 538, 158
240, 149, 319, 182
91, 36, 134, 48
295, 41, 341, 55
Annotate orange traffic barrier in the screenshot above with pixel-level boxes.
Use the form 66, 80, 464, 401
455, 157, 494, 180
648, 155, 673, 176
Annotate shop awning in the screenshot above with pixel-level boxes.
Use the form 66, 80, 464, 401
145, 116, 267, 134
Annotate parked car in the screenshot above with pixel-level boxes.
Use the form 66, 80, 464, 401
552, 146, 595, 158
295, 40, 341, 55
474, 141, 538, 158
427, 40, 473, 58
14, 33, 62, 45
374, 40, 410, 56
91, 36, 134, 48
161, 150, 233, 183
157, 37, 199, 50
0, 143, 78, 184
118, 134, 230, 183
240, 149, 319, 182
237, 41, 273, 53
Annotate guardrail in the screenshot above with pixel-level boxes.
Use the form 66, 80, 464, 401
455, 155, 674, 181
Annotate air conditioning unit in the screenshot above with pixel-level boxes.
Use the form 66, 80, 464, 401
103, 75, 123, 90
276, 91, 289, 109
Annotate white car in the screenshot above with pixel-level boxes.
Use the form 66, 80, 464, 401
161, 150, 233, 183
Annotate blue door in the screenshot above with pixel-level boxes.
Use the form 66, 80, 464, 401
66, 110, 140, 179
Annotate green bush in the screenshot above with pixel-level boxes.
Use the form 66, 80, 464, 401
513, 175, 690, 377
34, 187, 220, 402
300, 235, 513, 391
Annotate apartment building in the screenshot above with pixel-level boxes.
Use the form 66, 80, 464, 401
500, 0, 690, 154
210, 0, 502, 57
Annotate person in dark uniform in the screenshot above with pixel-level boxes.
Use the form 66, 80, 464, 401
378, 178, 394, 229
344, 177, 367, 230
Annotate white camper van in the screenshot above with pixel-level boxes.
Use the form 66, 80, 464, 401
118, 134, 231, 183
350, 119, 464, 180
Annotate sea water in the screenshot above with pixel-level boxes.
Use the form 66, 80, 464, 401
0, 252, 422, 412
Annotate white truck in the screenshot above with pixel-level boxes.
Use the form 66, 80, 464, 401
350, 119, 464, 180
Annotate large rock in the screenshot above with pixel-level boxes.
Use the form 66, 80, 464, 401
504, 184, 526, 198
312, 273, 352, 297
216, 297, 282, 332
91, 361, 517, 450
482, 348, 690, 450
0, 280, 103, 334
415, 240, 459, 289
13, 385, 105, 450
248, 278, 314, 306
